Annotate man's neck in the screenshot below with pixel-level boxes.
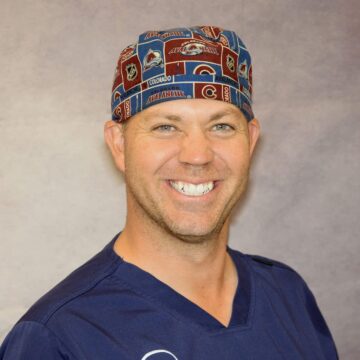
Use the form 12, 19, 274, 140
113, 220, 238, 326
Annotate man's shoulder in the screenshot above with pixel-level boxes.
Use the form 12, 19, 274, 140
230, 247, 298, 271
246, 253, 298, 272
20, 236, 121, 326
231, 248, 316, 314
230, 248, 306, 289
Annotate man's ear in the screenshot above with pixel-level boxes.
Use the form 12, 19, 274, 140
247, 118, 260, 158
104, 120, 126, 172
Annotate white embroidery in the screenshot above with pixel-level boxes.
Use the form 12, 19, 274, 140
141, 349, 178, 360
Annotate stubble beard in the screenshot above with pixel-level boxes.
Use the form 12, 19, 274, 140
125, 169, 250, 246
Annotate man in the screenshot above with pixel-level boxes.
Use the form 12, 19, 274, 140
0, 26, 338, 359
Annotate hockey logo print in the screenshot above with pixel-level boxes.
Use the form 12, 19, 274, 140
112, 26, 254, 123
143, 49, 163, 71
165, 39, 220, 64
226, 54, 235, 73
180, 42, 204, 56
126, 63, 138, 81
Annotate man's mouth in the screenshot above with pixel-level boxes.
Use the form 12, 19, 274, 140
169, 181, 215, 197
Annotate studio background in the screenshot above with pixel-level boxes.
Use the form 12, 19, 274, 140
1, 0, 359, 358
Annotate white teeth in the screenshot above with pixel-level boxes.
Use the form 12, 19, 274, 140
170, 181, 214, 196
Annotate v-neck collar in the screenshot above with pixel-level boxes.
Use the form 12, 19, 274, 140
104, 234, 253, 333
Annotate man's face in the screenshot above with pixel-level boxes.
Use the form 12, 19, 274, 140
107, 99, 259, 243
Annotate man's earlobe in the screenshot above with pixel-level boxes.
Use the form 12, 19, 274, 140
104, 120, 126, 172
248, 118, 260, 157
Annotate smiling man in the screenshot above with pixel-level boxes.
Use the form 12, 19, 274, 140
0, 26, 338, 359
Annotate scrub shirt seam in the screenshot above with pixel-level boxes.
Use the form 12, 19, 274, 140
42, 258, 121, 325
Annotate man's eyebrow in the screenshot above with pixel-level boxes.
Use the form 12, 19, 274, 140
163, 114, 182, 121
144, 113, 182, 121
209, 109, 240, 121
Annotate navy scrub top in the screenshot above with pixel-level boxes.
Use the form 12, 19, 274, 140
0, 233, 338, 359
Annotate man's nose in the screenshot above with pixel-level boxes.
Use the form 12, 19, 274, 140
178, 130, 214, 166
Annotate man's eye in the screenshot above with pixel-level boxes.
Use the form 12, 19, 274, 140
212, 124, 234, 132
153, 124, 176, 132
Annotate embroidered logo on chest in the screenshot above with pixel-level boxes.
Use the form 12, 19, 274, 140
141, 349, 178, 359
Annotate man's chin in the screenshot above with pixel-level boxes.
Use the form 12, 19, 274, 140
162, 220, 226, 245
171, 232, 213, 244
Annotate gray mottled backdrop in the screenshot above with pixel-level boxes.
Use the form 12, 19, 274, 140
1, 0, 359, 358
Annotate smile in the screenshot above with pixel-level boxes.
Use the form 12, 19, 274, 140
169, 181, 215, 197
